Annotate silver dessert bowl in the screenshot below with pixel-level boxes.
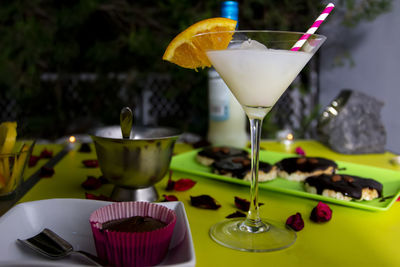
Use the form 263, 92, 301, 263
90, 126, 181, 202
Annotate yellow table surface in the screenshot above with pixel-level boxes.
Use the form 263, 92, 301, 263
14, 140, 400, 266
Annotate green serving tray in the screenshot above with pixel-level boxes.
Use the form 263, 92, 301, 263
170, 149, 400, 211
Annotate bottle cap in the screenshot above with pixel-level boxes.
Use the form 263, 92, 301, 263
221, 1, 238, 22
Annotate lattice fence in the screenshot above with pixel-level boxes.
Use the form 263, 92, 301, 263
0, 70, 320, 140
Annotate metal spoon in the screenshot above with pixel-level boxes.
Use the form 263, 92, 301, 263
17, 228, 104, 266
120, 106, 133, 139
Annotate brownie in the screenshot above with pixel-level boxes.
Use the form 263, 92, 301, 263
102, 216, 166, 233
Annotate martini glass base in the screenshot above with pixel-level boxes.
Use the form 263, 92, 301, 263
209, 218, 296, 252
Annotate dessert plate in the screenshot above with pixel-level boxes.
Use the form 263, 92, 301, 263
171, 149, 400, 211
0, 199, 195, 266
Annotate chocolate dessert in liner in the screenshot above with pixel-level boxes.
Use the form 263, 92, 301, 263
305, 174, 383, 200
90, 202, 176, 267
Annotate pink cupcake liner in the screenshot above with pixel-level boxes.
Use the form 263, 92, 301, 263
89, 202, 177, 267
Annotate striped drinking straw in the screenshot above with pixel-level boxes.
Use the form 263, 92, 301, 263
291, 3, 335, 51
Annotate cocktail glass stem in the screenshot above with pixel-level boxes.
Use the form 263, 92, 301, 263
240, 117, 269, 233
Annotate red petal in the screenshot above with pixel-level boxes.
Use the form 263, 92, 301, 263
165, 171, 196, 192
85, 193, 114, 201
29, 155, 40, 167
190, 195, 221, 210
162, 194, 178, 202
310, 201, 332, 222
81, 176, 103, 190
82, 159, 99, 168
286, 212, 304, 231
174, 178, 196, 191
234, 196, 264, 211
234, 196, 250, 211
295, 146, 306, 156
40, 148, 53, 159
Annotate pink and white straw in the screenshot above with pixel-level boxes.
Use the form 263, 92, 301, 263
291, 3, 335, 51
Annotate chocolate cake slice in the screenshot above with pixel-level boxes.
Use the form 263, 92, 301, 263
304, 174, 383, 201
275, 157, 338, 181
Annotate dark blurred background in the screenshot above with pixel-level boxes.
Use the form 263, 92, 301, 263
0, 0, 392, 140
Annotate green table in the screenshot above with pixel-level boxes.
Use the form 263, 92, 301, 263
14, 140, 400, 266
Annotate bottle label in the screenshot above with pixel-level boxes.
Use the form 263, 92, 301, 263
209, 71, 230, 121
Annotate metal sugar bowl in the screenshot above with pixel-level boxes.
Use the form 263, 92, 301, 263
91, 125, 180, 202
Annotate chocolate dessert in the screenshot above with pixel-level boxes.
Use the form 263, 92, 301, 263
304, 174, 383, 201
275, 157, 338, 181
197, 146, 249, 166
102, 216, 166, 233
90, 202, 176, 267
212, 156, 277, 182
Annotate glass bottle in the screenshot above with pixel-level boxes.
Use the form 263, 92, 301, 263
207, 1, 247, 148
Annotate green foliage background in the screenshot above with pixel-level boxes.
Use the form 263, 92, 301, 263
0, 0, 392, 139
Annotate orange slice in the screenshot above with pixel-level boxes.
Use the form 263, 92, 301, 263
162, 18, 237, 69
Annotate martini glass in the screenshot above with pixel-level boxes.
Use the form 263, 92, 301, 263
194, 30, 326, 252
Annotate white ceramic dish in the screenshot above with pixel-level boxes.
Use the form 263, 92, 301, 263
0, 199, 195, 266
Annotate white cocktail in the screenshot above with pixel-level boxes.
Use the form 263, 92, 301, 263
195, 31, 326, 252
207, 47, 312, 118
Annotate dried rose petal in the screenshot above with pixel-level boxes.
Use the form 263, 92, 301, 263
295, 146, 306, 156
234, 196, 264, 212
39, 166, 55, 178
85, 193, 114, 201
29, 155, 40, 167
162, 194, 178, 202
235, 196, 250, 211
40, 148, 53, 158
81, 176, 103, 190
286, 212, 304, 231
310, 202, 332, 222
165, 171, 196, 192
174, 178, 196, 191
190, 195, 221, 210
82, 159, 99, 168
226, 211, 246, 218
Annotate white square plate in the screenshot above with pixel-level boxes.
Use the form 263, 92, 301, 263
0, 199, 195, 266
